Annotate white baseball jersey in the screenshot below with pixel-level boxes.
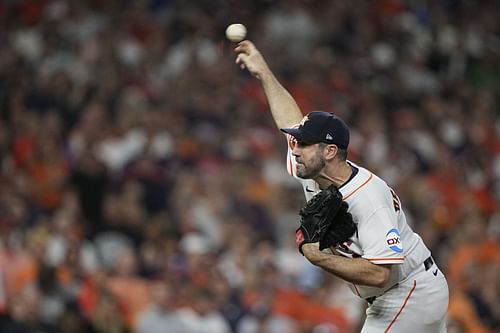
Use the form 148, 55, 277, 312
286, 136, 449, 332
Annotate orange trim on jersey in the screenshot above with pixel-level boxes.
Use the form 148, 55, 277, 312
343, 173, 373, 200
288, 155, 294, 177
352, 284, 361, 297
287, 135, 296, 177
384, 280, 417, 332
366, 257, 405, 261
287, 134, 296, 150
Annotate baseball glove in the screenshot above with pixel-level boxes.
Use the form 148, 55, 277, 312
319, 200, 357, 250
295, 184, 344, 253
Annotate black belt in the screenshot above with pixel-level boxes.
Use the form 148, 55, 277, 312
366, 256, 434, 305
423, 256, 434, 271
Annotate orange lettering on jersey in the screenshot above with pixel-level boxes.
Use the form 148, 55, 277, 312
390, 188, 401, 212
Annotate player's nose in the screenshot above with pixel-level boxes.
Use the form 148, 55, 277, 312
292, 149, 302, 161
292, 145, 305, 158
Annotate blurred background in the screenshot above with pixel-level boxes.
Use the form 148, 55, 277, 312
0, 0, 498, 332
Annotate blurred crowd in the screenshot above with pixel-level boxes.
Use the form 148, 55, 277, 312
0, 0, 499, 332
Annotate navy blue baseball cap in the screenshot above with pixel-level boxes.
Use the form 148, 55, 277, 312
280, 111, 350, 149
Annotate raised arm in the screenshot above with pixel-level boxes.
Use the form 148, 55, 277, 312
235, 40, 303, 129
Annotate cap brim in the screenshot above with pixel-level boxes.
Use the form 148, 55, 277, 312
280, 127, 319, 144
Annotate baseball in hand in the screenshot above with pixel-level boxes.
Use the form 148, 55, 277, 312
225, 23, 247, 42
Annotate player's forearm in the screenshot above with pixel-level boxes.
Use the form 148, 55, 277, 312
235, 41, 303, 128
259, 70, 303, 129
302, 244, 391, 288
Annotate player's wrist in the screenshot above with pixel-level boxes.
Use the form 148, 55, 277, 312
258, 66, 275, 82
302, 242, 321, 262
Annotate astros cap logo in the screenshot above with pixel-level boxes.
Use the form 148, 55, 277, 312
299, 115, 309, 127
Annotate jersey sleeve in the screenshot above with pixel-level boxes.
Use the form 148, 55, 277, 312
358, 206, 405, 265
285, 133, 298, 178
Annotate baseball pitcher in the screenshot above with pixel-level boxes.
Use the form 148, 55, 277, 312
234, 40, 449, 333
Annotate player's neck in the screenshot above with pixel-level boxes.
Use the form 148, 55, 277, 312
316, 161, 352, 189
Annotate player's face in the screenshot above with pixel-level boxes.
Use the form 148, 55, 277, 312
292, 140, 326, 179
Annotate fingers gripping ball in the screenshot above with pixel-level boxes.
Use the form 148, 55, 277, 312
296, 185, 344, 254
226, 23, 247, 42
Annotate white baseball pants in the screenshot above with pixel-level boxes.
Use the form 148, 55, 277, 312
361, 262, 449, 333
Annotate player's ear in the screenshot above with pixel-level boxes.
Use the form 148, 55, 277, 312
323, 144, 338, 161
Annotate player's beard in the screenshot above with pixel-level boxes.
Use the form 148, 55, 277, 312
296, 152, 326, 179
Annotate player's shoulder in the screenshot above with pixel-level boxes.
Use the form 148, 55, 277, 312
340, 162, 387, 200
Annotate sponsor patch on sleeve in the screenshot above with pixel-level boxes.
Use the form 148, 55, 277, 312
386, 228, 403, 253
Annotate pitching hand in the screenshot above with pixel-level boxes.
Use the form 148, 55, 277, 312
234, 41, 270, 80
